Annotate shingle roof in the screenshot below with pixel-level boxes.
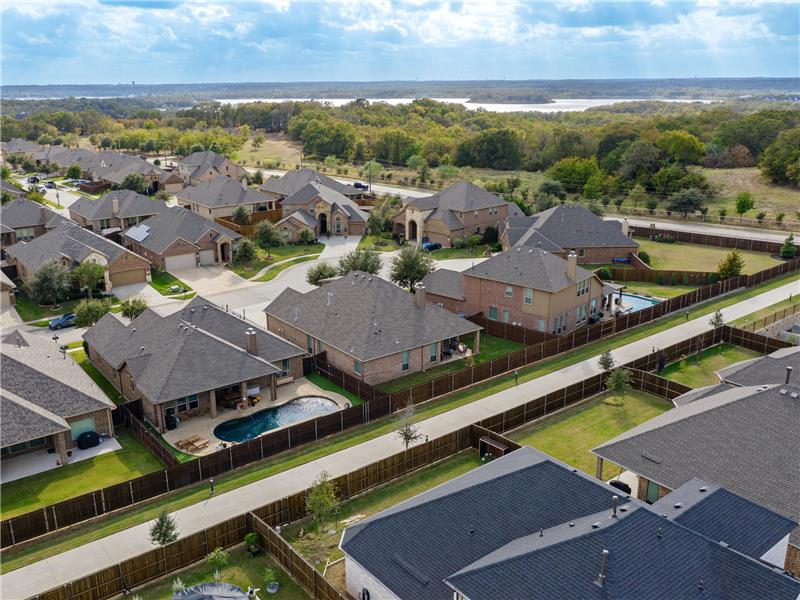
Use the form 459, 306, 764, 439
0, 269, 16, 289
0, 180, 25, 198
121, 206, 241, 255
176, 176, 268, 209
69, 189, 166, 221
2, 138, 40, 155
421, 268, 465, 301
1, 390, 70, 447
717, 346, 800, 387
84, 297, 303, 404
593, 384, 800, 545
463, 247, 593, 292
281, 182, 367, 223
258, 168, 361, 198
265, 271, 481, 362
516, 204, 639, 250
6, 221, 138, 273
0, 198, 63, 229
179, 151, 230, 169
407, 181, 506, 213
275, 210, 316, 228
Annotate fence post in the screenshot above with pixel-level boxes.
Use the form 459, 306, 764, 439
198, 459, 203, 481
129, 481, 135, 505
260, 435, 265, 460
92, 492, 98, 517
51, 506, 59, 530
165, 470, 170, 493
229, 446, 234, 471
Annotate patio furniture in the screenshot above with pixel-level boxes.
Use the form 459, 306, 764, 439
190, 437, 210, 450
177, 434, 203, 450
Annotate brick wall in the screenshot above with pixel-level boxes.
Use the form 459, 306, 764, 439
425, 292, 464, 314
277, 218, 313, 243
636, 476, 672, 503
785, 543, 800, 577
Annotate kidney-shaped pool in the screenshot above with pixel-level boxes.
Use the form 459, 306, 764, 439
214, 396, 339, 443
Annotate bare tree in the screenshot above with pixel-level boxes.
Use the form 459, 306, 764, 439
396, 400, 423, 452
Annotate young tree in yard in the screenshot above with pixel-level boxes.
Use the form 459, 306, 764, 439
205, 547, 231, 580
627, 184, 647, 209
306, 261, 339, 286
337, 249, 381, 276
1, 190, 12, 205
255, 221, 282, 250
666, 187, 705, 215
234, 238, 257, 265
297, 228, 316, 245
74, 298, 112, 327
118, 173, 150, 195
717, 249, 745, 280
709, 309, 725, 328
735, 192, 755, 221
597, 350, 616, 373
120, 296, 148, 320
72, 261, 106, 299
396, 400, 422, 452
66, 164, 82, 181
390, 246, 435, 290
149, 510, 179, 547
780, 234, 798, 259
231, 206, 249, 224
251, 169, 264, 185
27, 263, 72, 307
605, 368, 632, 405
306, 470, 338, 530
1, 165, 11, 180
252, 132, 265, 149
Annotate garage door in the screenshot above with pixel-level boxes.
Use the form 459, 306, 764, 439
165, 253, 196, 271
110, 268, 147, 288
198, 249, 216, 265
70, 417, 95, 440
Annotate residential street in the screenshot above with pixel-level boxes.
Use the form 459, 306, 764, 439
4, 276, 797, 600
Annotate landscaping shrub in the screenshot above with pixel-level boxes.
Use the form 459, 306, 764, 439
670, 273, 678, 286
452, 238, 465, 249
638, 250, 651, 265
656, 273, 666, 285
776, 212, 785, 223
756, 211, 767, 223
654, 234, 675, 243
597, 266, 612, 280
480, 225, 498, 245
645, 198, 658, 214
707, 272, 718, 284
682, 273, 689, 285
780, 234, 798, 259
234, 238, 257, 264
613, 197, 624, 207
297, 228, 316, 245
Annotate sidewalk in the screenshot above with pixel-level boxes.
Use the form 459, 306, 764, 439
3, 278, 798, 599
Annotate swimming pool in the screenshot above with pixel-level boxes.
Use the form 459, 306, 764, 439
619, 293, 660, 313
213, 396, 339, 443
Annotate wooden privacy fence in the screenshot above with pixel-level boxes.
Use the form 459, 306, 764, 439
630, 225, 797, 255
127, 409, 181, 469
604, 267, 715, 285
627, 369, 692, 400
736, 302, 800, 333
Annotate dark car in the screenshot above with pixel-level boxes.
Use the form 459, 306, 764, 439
353, 181, 369, 190
422, 241, 442, 251
48, 313, 76, 330
27, 176, 40, 184
45, 181, 57, 189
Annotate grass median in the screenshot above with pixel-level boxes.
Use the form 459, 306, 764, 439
2, 271, 797, 573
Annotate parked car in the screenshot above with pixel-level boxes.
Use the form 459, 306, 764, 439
353, 181, 369, 190
48, 313, 76, 330
27, 176, 40, 184
37, 186, 47, 194
45, 181, 57, 189
422, 241, 442, 251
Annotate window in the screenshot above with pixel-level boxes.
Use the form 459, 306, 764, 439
502, 308, 510, 323
505, 286, 513, 298
176, 397, 188, 413
335, 217, 342, 234
99, 218, 112, 229
538, 319, 545, 331
280, 359, 290, 377
578, 248, 586, 257
16, 227, 35, 241
318, 340, 324, 351
488, 306, 498, 320
401, 350, 410, 371
306, 334, 314, 353
591, 298, 598, 314
281, 227, 289, 238
524, 288, 533, 305
576, 279, 590, 296
552, 314, 566, 334
354, 360, 362, 375
473, 210, 479, 218
645, 480, 660, 504
429, 343, 437, 363
187, 394, 199, 410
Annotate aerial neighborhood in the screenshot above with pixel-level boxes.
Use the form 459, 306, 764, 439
1, 11, 800, 597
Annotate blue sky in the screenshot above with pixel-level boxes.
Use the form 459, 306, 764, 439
2, 1, 798, 85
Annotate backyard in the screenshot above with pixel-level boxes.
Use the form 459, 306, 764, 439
614, 281, 698, 299
659, 343, 761, 388
230, 243, 324, 278
306, 373, 363, 406
635, 238, 781, 274
508, 390, 671, 480
130, 545, 308, 600
0, 430, 164, 519
72, 349, 125, 404
150, 270, 193, 295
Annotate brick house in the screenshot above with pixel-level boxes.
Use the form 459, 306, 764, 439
274, 210, 316, 243
258, 168, 366, 203
176, 151, 248, 185
264, 271, 482, 386
423, 248, 606, 335
1, 180, 26, 202
500, 204, 639, 264
176, 176, 276, 220
393, 181, 522, 246
121, 206, 241, 271
0, 198, 65, 257
0, 270, 16, 307
83, 296, 305, 432
340, 446, 800, 600
1, 329, 116, 468
280, 181, 367, 237
5, 221, 150, 289
593, 365, 800, 576
69, 189, 167, 237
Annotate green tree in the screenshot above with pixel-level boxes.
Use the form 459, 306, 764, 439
306, 261, 339, 286
780, 234, 798, 259
666, 187, 705, 214
338, 249, 382, 276
717, 249, 745, 279
396, 400, 423, 452
255, 221, 282, 249
734, 192, 755, 220
74, 298, 112, 327
27, 263, 72, 307
231, 206, 249, 224
118, 173, 150, 194
605, 368, 632, 405
72, 261, 106, 299
120, 296, 148, 320
454, 129, 523, 170
547, 157, 600, 193
538, 179, 566, 200
1, 190, 13, 205
627, 184, 647, 209
234, 238, 257, 264
597, 349, 616, 373
66, 164, 82, 181
760, 128, 800, 187
1, 165, 11, 180
656, 130, 705, 165
305, 470, 338, 529
149, 510, 179, 547
205, 547, 230, 578
389, 246, 435, 290
252, 132, 265, 148
251, 169, 264, 185
297, 228, 316, 245
616, 140, 662, 182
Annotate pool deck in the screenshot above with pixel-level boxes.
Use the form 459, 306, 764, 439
161, 378, 351, 456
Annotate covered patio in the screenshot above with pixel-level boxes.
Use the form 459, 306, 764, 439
1, 437, 122, 484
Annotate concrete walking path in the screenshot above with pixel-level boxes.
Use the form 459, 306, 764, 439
3, 277, 798, 599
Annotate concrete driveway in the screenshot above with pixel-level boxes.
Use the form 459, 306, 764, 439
110, 281, 166, 304
171, 265, 254, 295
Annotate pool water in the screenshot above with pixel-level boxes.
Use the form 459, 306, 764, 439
620, 293, 660, 313
213, 396, 339, 443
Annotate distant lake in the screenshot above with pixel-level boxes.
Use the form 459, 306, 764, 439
214, 97, 715, 113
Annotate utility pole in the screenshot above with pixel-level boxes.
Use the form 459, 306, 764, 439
368, 159, 372, 193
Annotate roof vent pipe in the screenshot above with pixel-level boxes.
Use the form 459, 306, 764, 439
612, 495, 619, 518
786, 366, 793, 385
245, 328, 257, 355
594, 550, 609, 588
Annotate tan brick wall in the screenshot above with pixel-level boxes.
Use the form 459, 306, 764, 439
425, 292, 464, 314
277, 218, 314, 243
635, 476, 672, 503
785, 543, 800, 577
108, 251, 149, 278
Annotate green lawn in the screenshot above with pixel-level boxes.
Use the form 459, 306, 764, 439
2, 273, 796, 573
130, 545, 308, 600
150, 270, 193, 295
429, 245, 492, 260
0, 431, 163, 519
636, 238, 781, 274
72, 349, 125, 404
731, 297, 800, 327
14, 294, 81, 322
230, 243, 324, 278
615, 281, 698, 299
509, 390, 671, 480
306, 373, 364, 406
283, 451, 481, 569
659, 343, 762, 388
378, 333, 525, 393
357, 234, 402, 252
255, 255, 319, 282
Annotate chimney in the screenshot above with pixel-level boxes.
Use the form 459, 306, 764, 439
595, 550, 609, 588
622, 218, 630, 237
566, 251, 577, 280
414, 282, 426, 309
111, 195, 119, 214
786, 366, 793, 385
245, 328, 257, 355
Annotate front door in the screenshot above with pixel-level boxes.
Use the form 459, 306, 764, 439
319, 213, 328, 234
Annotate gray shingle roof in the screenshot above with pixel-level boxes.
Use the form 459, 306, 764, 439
463, 247, 594, 292
593, 384, 800, 545
258, 168, 361, 198
69, 189, 166, 221
179, 151, 230, 169
407, 181, 506, 213
0, 198, 63, 229
421, 268, 464, 301
1, 391, 70, 447
0, 180, 25, 198
276, 210, 316, 228
176, 176, 268, 209
2, 138, 40, 155
717, 346, 800, 387
121, 206, 241, 255
84, 297, 302, 404
265, 271, 481, 362
516, 204, 639, 250
281, 182, 367, 223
